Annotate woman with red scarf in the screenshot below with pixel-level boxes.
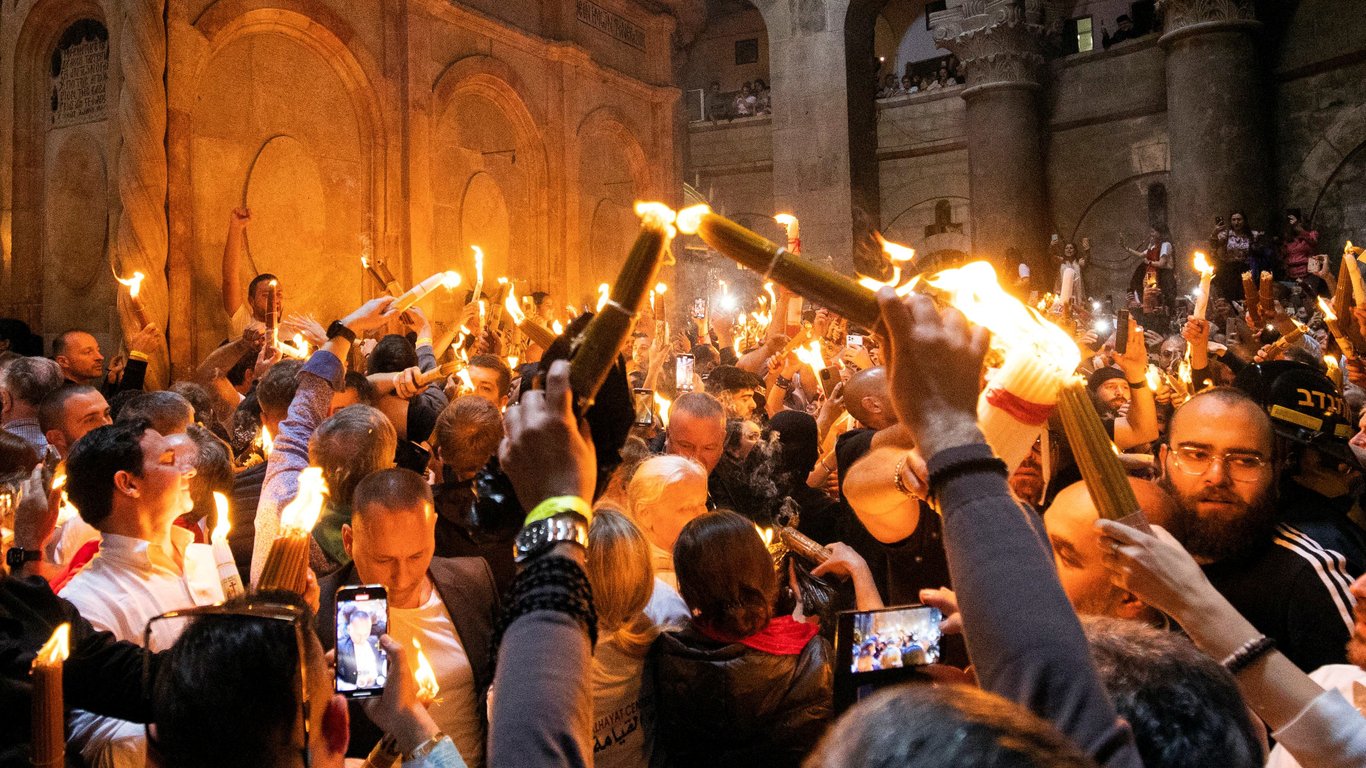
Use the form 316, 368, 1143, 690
653, 510, 833, 767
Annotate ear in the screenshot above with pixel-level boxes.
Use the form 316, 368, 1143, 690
1115, 591, 1149, 622
321, 694, 349, 756
113, 469, 139, 498
45, 429, 67, 456
341, 523, 354, 558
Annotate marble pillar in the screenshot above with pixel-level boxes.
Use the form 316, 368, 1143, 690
1160, 0, 1268, 274
754, 0, 855, 270
931, 0, 1050, 279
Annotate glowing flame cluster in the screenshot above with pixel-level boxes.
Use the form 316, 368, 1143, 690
1192, 251, 1215, 277
211, 492, 231, 545
36, 623, 71, 666
279, 467, 328, 533
634, 201, 679, 239
926, 261, 1081, 373
858, 233, 918, 293
793, 340, 826, 375
259, 426, 274, 457
654, 392, 672, 428
53, 471, 79, 525
1318, 296, 1338, 322
505, 284, 526, 326
115, 271, 146, 299
413, 638, 440, 705
596, 283, 610, 312
755, 524, 776, 548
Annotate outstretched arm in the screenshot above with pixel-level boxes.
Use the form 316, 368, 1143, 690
221, 207, 250, 316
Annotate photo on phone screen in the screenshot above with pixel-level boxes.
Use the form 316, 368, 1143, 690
335, 585, 389, 698
675, 354, 695, 393
846, 334, 863, 349
834, 604, 942, 711
633, 388, 655, 426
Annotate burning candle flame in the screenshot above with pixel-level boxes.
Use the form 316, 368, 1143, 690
676, 204, 710, 235
1145, 365, 1161, 392
1192, 251, 1214, 276
774, 213, 797, 230
260, 426, 273, 457
36, 623, 70, 666
115, 271, 146, 299
1318, 296, 1337, 322
793, 340, 826, 375
552, 320, 564, 335
755, 525, 775, 547
926, 262, 1081, 372
279, 467, 327, 533
655, 282, 668, 296
634, 201, 678, 238
505, 285, 526, 325
457, 368, 474, 391
442, 271, 462, 290
654, 392, 672, 428
413, 638, 440, 704
596, 283, 610, 312
212, 492, 231, 544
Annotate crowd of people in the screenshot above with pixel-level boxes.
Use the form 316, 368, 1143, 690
876, 56, 964, 100
2, 198, 1366, 768
701, 79, 772, 122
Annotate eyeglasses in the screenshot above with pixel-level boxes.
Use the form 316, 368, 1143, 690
1169, 445, 1269, 482
143, 601, 313, 767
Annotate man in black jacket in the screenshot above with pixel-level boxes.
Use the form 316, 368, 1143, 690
52, 328, 157, 396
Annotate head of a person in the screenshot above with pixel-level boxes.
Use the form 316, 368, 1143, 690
705, 365, 759, 420
665, 392, 727, 473
1044, 479, 1177, 623
255, 359, 304, 433
844, 367, 896, 430
1229, 211, 1246, 232
1082, 616, 1264, 768
808, 683, 1095, 767
627, 454, 709, 556
630, 333, 651, 368
39, 384, 111, 458
532, 291, 553, 318
692, 344, 720, 377
724, 417, 764, 462
309, 405, 397, 511
66, 420, 193, 533
151, 592, 349, 768
901, 74, 913, 88
1349, 572, 1366, 669
117, 390, 195, 436
170, 381, 216, 430
433, 395, 503, 483
1161, 388, 1276, 563
1088, 368, 1131, 413
1063, 242, 1077, 259
0, 355, 63, 419
1158, 336, 1185, 370
344, 468, 435, 609
0, 430, 39, 476
331, 371, 377, 416
185, 425, 233, 523
769, 410, 819, 480
247, 273, 282, 318
674, 510, 776, 640
365, 335, 418, 376
345, 605, 374, 645
467, 354, 512, 409
1009, 434, 1052, 508
586, 509, 660, 654
52, 330, 104, 381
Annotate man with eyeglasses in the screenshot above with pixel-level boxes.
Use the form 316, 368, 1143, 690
57, 419, 224, 767
1159, 387, 1357, 672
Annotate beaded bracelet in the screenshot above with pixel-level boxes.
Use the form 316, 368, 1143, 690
489, 555, 598, 671
1221, 634, 1276, 676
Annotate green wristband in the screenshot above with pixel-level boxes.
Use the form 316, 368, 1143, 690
524, 496, 593, 526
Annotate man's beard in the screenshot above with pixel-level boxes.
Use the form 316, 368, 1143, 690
1347, 624, 1366, 669
1160, 475, 1278, 562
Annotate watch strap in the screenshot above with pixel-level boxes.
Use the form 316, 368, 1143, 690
325, 320, 356, 344
6, 547, 41, 567
524, 495, 593, 526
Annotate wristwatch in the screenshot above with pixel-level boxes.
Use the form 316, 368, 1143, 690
404, 732, 449, 762
513, 512, 589, 563
6, 547, 41, 569
325, 320, 356, 344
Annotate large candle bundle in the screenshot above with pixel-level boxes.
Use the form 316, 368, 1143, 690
926, 261, 1081, 473
779, 525, 832, 565
257, 467, 328, 595
1318, 297, 1356, 359
1264, 322, 1308, 360
1258, 271, 1276, 319
1242, 272, 1260, 326
30, 623, 70, 768
569, 202, 676, 410
677, 206, 882, 329
1056, 382, 1145, 523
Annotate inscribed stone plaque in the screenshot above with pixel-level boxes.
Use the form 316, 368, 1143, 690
576, 0, 647, 51
50, 21, 109, 128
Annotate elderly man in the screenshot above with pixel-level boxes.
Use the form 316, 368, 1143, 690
319, 468, 498, 765
626, 454, 709, 625
1, 355, 65, 455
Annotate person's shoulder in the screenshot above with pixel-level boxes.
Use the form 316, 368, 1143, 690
429, 555, 496, 586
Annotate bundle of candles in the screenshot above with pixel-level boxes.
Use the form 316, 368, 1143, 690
503, 286, 559, 350
361, 254, 404, 297
1318, 297, 1356, 359
30, 623, 70, 768
856, 233, 918, 294
1264, 320, 1309, 359
256, 467, 328, 595
757, 524, 832, 569
676, 205, 882, 329
1242, 271, 1260, 325
1056, 382, 1148, 526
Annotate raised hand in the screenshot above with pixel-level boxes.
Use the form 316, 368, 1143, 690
500, 360, 596, 508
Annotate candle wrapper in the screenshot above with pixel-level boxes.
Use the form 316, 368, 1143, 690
1242, 272, 1260, 326
1258, 271, 1275, 319
978, 352, 1065, 473
779, 526, 832, 565
212, 539, 245, 599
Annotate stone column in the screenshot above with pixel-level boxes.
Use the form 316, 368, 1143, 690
931, 0, 1049, 277
1160, 0, 1268, 271
754, 0, 855, 270
115, 0, 169, 387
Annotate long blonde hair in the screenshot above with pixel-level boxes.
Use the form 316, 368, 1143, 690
586, 509, 660, 656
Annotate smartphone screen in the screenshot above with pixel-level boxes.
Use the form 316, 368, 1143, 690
1115, 309, 1129, 354
335, 585, 389, 698
691, 298, 707, 319
846, 334, 863, 349
675, 354, 695, 393
834, 604, 942, 711
633, 388, 655, 426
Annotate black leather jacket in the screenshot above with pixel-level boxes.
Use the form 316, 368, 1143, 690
652, 622, 833, 768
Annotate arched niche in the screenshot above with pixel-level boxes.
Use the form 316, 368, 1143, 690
576, 108, 650, 301
1068, 172, 1170, 302
189, 13, 377, 355
430, 62, 548, 292
680, 0, 769, 94
9, 4, 111, 337
1309, 142, 1366, 257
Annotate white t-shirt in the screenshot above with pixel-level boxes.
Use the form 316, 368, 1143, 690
1267, 664, 1366, 768
388, 584, 485, 768
592, 636, 655, 768
229, 303, 254, 337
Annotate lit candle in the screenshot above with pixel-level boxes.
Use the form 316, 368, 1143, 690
678, 205, 880, 328
265, 279, 280, 346
1318, 297, 1356, 358
115, 271, 150, 328
1258, 270, 1276, 319
1326, 355, 1344, 391
774, 213, 800, 256
778, 525, 832, 564
30, 623, 70, 768
211, 492, 245, 599
654, 282, 668, 323
1264, 321, 1308, 360
1344, 242, 1366, 304
857, 233, 917, 292
1057, 266, 1077, 311
375, 260, 404, 297
393, 272, 462, 314
257, 467, 328, 594
470, 245, 485, 305
503, 286, 558, 350
1192, 252, 1214, 319
413, 638, 440, 706
1242, 271, 1260, 326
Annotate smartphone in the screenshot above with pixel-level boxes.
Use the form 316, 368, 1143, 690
846, 334, 863, 349
335, 585, 389, 699
675, 354, 695, 393
691, 297, 708, 319
633, 388, 655, 426
819, 366, 839, 391
1115, 309, 1129, 354
1215, 216, 1224, 227
834, 604, 942, 712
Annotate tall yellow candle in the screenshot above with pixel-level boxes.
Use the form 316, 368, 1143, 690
31, 623, 70, 768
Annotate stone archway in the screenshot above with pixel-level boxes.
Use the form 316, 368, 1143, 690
573, 106, 651, 303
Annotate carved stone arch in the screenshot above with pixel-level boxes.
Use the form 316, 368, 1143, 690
572, 106, 654, 299
8, 0, 112, 330
576, 106, 653, 193
1069, 170, 1170, 299
430, 56, 550, 287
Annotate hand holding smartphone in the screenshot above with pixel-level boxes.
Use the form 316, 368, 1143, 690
335, 585, 389, 698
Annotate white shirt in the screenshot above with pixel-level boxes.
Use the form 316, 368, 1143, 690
61, 528, 225, 768
1267, 664, 1366, 768
645, 577, 689, 629
592, 636, 655, 768
389, 584, 485, 768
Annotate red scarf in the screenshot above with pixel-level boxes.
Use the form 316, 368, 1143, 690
700, 614, 819, 656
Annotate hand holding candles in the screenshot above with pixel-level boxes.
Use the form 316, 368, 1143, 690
30, 623, 70, 768
1192, 252, 1214, 319
210, 492, 245, 599
257, 467, 328, 595
393, 271, 462, 315
1318, 297, 1356, 358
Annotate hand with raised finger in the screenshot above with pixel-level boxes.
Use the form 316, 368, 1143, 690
1094, 520, 1214, 620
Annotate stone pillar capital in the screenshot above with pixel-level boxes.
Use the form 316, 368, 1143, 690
930, 1, 1049, 91
1157, 0, 1258, 45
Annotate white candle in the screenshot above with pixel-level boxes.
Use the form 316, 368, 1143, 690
1058, 266, 1076, 308
1346, 245, 1366, 304
978, 351, 1065, 472
394, 272, 462, 314
210, 492, 245, 599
